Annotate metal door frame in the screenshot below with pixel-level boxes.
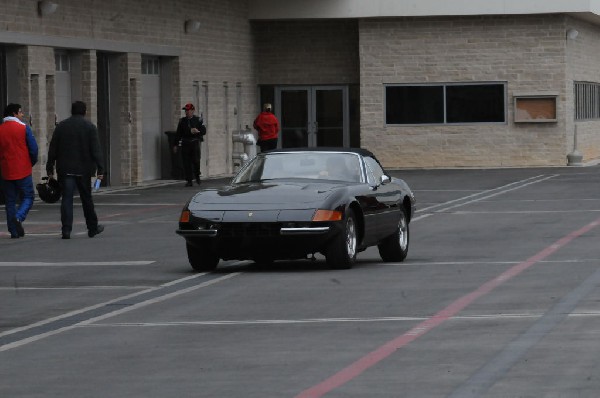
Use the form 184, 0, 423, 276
275, 85, 349, 148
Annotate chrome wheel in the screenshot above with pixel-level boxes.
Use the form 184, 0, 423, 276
398, 214, 408, 251
346, 217, 357, 258
377, 209, 409, 262
326, 208, 357, 269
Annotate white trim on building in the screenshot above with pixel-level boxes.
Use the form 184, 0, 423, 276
249, 0, 600, 21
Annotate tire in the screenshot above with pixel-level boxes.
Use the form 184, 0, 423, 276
186, 242, 219, 272
326, 209, 358, 269
377, 209, 409, 262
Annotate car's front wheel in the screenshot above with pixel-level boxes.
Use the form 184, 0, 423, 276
377, 208, 409, 262
186, 242, 219, 272
326, 209, 357, 269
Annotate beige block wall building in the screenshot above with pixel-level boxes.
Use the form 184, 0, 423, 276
3, 0, 600, 186
1, 0, 256, 185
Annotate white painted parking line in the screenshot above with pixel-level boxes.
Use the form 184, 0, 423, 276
398, 259, 600, 266
83, 311, 600, 328
0, 286, 153, 290
412, 213, 433, 222
0, 272, 241, 351
417, 175, 555, 213
433, 175, 558, 213
453, 209, 600, 214
93, 203, 179, 206
0, 261, 155, 267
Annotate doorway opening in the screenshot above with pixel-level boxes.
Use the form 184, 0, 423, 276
259, 85, 358, 149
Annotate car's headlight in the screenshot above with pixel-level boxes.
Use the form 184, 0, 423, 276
312, 210, 342, 222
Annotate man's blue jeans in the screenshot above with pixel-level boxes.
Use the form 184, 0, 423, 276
2, 175, 34, 237
60, 175, 98, 235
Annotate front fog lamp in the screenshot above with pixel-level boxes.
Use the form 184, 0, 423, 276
312, 209, 342, 222
179, 210, 191, 223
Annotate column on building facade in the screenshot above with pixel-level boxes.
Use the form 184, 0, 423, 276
120, 52, 143, 185
18, 46, 54, 181
80, 50, 97, 126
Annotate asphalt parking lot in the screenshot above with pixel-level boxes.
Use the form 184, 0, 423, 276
1, 166, 600, 397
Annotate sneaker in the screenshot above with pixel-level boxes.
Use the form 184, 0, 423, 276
12, 217, 24, 237
185, 181, 193, 187
88, 225, 105, 238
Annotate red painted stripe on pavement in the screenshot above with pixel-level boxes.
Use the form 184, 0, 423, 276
296, 217, 600, 398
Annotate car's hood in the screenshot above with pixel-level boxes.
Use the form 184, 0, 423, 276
188, 181, 345, 211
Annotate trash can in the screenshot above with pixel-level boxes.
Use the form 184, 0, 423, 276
164, 131, 183, 180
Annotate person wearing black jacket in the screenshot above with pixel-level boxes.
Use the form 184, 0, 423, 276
175, 103, 205, 187
46, 101, 105, 239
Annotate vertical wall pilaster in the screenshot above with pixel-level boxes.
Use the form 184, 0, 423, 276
18, 46, 54, 180
118, 53, 142, 185
80, 50, 97, 125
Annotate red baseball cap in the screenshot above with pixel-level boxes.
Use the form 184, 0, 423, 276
182, 103, 195, 111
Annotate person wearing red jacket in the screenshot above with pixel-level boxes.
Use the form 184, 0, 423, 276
253, 103, 280, 152
0, 103, 38, 238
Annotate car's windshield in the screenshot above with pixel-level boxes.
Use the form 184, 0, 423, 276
232, 152, 363, 183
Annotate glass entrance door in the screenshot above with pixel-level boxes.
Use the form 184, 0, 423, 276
279, 88, 309, 148
275, 86, 348, 148
314, 86, 346, 147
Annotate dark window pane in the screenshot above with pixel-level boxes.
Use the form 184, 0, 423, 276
446, 85, 505, 123
259, 85, 275, 113
386, 86, 444, 124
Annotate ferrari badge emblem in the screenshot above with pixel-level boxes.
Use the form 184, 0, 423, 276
248, 212, 253, 217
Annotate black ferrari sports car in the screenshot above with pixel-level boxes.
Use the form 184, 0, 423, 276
176, 148, 416, 271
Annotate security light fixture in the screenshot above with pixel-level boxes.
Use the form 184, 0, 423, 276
185, 20, 201, 34
38, 1, 58, 16
566, 28, 579, 40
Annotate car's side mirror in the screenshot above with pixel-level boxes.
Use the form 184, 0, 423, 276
380, 175, 391, 185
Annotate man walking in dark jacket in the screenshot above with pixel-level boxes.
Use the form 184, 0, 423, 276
47, 101, 105, 239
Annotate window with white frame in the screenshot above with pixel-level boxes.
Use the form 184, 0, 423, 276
141, 56, 159, 75
385, 83, 506, 125
574, 82, 600, 120
54, 51, 70, 72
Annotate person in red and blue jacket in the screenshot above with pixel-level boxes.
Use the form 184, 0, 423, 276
0, 103, 38, 238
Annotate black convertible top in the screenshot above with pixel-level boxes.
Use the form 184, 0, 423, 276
264, 147, 376, 158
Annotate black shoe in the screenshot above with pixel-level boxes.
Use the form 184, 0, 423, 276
10, 235, 19, 239
88, 225, 104, 238
62, 233, 70, 239
185, 181, 193, 187
12, 217, 24, 237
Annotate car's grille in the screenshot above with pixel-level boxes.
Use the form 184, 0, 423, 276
218, 223, 281, 238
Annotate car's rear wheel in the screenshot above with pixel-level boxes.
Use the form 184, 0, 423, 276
326, 209, 357, 269
186, 242, 219, 272
377, 208, 409, 262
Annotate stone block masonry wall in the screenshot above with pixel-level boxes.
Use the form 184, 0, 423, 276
121, 53, 142, 185
359, 15, 569, 168
176, 0, 257, 176
80, 51, 97, 126
565, 16, 600, 162
1, 0, 257, 181
253, 20, 360, 85
21, 46, 55, 180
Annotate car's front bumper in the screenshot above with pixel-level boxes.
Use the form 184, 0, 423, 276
176, 225, 330, 237
176, 221, 339, 260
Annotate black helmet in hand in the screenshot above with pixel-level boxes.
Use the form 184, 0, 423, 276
36, 177, 61, 203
